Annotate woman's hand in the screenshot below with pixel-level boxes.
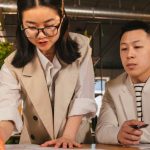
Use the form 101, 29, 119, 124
41, 116, 83, 148
0, 138, 5, 150
117, 120, 144, 145
41, 136, 82, 148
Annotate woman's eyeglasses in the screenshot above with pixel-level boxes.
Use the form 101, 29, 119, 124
21, 24, 61, 39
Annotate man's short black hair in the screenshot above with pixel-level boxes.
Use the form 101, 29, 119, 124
120, 20, 150, 39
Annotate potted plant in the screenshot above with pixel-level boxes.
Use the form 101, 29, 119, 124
0, 42, 19, 144
0, 41, 13, 68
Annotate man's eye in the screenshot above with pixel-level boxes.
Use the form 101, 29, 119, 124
134, 46, 143, 49
121, 48, 127, 51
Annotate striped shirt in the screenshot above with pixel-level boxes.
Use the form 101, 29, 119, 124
134, 83, 145, 121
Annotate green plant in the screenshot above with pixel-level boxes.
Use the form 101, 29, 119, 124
0, 41, 13, 68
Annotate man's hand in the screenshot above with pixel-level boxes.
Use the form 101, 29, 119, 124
41, 136, 82, 148
117, 120, 145, 145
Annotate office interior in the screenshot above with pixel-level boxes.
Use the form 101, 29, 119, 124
1, 0, 150, 144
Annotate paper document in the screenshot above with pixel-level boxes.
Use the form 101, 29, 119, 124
131, 144, 150, 150
6, 144, 54, 150
5, 144, 106, 150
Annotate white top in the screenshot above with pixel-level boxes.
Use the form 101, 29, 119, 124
134, 83, 145, 121
0, 48, 97, 132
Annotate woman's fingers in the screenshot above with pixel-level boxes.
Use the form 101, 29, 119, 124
41, 139, 57, 147
41, 137, 82, 148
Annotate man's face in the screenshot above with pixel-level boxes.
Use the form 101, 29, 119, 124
120, 29, 150, 83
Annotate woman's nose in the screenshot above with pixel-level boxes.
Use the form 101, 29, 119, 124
36, 30, 46, 38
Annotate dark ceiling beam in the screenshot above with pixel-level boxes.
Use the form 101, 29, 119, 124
1, 2, 150, 21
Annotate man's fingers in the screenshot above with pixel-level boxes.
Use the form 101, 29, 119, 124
125, 120, 145, 127
125, 133, 141, 141
121, 138, 140, 145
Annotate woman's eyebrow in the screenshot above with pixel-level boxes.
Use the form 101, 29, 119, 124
25, 18, 59, 24
44, 18, 56, 23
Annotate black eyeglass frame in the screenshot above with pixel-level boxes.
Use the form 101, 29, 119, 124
21, 23, 61, 38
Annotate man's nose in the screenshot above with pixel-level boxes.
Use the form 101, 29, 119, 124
127, 48, 135, 58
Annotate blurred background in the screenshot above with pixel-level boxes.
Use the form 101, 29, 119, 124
1, 0, 150, 71
1, 0, 150, 143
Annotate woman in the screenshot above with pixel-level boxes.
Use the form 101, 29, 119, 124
0, 0, 97, 148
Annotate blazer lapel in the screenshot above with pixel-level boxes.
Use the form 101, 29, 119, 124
54, 63, 79, 138
142, 77, 150, 123
21, 55, 54, 139
119, 76, 137, 120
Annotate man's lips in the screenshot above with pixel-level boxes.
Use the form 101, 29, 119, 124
126, 63, 137, 69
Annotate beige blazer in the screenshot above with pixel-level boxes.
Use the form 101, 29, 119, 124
96, 73, 150, 144
4, 33, 93, 144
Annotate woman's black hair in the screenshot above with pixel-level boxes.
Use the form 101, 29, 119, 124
12, 0, 80, 68
120, 20, 150, 39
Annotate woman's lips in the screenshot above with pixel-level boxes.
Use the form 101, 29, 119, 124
38, 41, 48, 47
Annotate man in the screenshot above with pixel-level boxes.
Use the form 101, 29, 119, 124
96, 20, 150, 145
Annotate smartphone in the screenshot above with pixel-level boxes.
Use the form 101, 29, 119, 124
130, 124, 149, 129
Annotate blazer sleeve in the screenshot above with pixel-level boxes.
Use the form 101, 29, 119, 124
68, 34, 97, 118
0, 64, 23, 132
95, 86, 120, 144
141, 128, 150, 143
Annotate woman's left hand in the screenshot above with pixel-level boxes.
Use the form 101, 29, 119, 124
41, 136, 82, 148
